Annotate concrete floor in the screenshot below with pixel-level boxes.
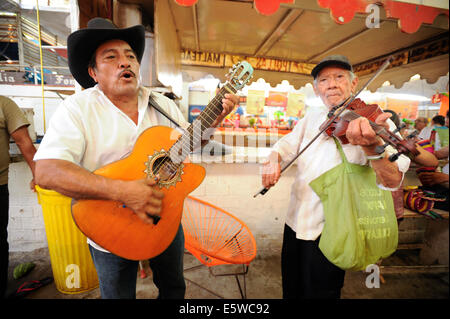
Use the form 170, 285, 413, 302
4, 247, 448, 299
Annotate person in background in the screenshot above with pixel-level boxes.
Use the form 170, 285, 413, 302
414, 117, 428, 135
0, 95, 37, 298
418, 111, 449, 211
418, 145, 449, 211
419, 114, 448, 149
379, 111, 437, 220
431, 113, 449, 150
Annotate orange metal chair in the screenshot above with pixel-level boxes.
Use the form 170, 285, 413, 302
182, 196, 257, 299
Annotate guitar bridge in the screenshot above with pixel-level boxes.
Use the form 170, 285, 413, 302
144, 149, 184, 189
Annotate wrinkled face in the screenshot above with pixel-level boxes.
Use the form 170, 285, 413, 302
313, 66, 358, 109
414, 118, 427, 131
88, 39, 140, 99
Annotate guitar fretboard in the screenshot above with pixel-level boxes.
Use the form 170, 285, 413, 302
169, 83, 237, 164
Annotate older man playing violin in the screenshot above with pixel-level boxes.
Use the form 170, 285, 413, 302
261, 55, 411, 299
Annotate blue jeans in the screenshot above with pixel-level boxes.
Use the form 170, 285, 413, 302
89, 224, 186, 299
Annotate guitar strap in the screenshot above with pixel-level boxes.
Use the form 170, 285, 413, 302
148, 94, 186, 131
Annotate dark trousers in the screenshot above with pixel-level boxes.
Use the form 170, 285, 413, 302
89, 224, 186, 299
281, 224, 345, 299
0, 184, 9, 298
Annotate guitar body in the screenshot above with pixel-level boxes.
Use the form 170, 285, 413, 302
71, 126, 206, 260
71, 60, 254, 261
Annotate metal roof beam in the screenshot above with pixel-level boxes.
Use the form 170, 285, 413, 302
192, 3, 200, 51
306, 21, 387, 63
253, 9, 303, 57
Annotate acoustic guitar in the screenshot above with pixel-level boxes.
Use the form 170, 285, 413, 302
71, 61, 253, 260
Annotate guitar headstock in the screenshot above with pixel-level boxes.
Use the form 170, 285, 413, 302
226, 61, 254, 91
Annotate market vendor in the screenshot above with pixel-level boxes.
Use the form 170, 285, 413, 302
260, 55, 411, 299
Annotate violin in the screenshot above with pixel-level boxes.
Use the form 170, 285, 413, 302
319, 98, 420, 161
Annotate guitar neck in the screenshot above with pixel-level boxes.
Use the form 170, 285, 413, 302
169, 83, 237, 161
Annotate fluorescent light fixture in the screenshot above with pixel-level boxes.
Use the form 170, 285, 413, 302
353, 91, 429, 102
418, 105, 440, 110
359, 91, 382, 100
384, 93, 430, 101
305, 91, 430, 107
0, 12, 16, 17
188, 77, 220, 91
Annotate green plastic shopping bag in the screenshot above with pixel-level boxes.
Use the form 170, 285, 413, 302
309, 138, 398, 271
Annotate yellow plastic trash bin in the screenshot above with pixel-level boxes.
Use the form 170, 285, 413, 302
36, 185, 99, 294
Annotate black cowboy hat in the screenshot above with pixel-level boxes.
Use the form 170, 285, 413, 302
311, 55, 353, 79
67, 17, 145, 89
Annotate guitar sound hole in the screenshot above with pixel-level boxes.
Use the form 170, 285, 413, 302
152, 156, 178, 181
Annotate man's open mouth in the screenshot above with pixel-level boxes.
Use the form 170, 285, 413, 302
120, 70, 135, 79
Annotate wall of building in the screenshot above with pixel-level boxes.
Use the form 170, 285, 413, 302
8, 162, 47, 252
0, 84, 65, 136
189, 163, 295, 257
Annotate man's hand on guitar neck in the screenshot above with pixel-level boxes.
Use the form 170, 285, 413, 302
211, 93, 239, 127
117, 178, 164, 225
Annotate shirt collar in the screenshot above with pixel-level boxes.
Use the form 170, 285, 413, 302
91, 84, 148, 110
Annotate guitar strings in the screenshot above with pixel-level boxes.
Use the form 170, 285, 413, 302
149, 84, 235, 181
153, 88, 226, 174
166, 88, 227, 164
169, 89, 226, 163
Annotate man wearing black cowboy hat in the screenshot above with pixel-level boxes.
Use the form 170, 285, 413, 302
33, 18, 238, 299
261, 55, 410, 298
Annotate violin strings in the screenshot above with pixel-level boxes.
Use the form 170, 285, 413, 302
342, 110, 388, 134
340, 109, 402, 147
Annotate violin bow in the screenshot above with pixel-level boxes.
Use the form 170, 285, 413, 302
254, 55, 394, 197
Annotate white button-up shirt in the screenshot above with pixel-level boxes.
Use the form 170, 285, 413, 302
272, 106, 411, 241
34, 85, 188, 252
